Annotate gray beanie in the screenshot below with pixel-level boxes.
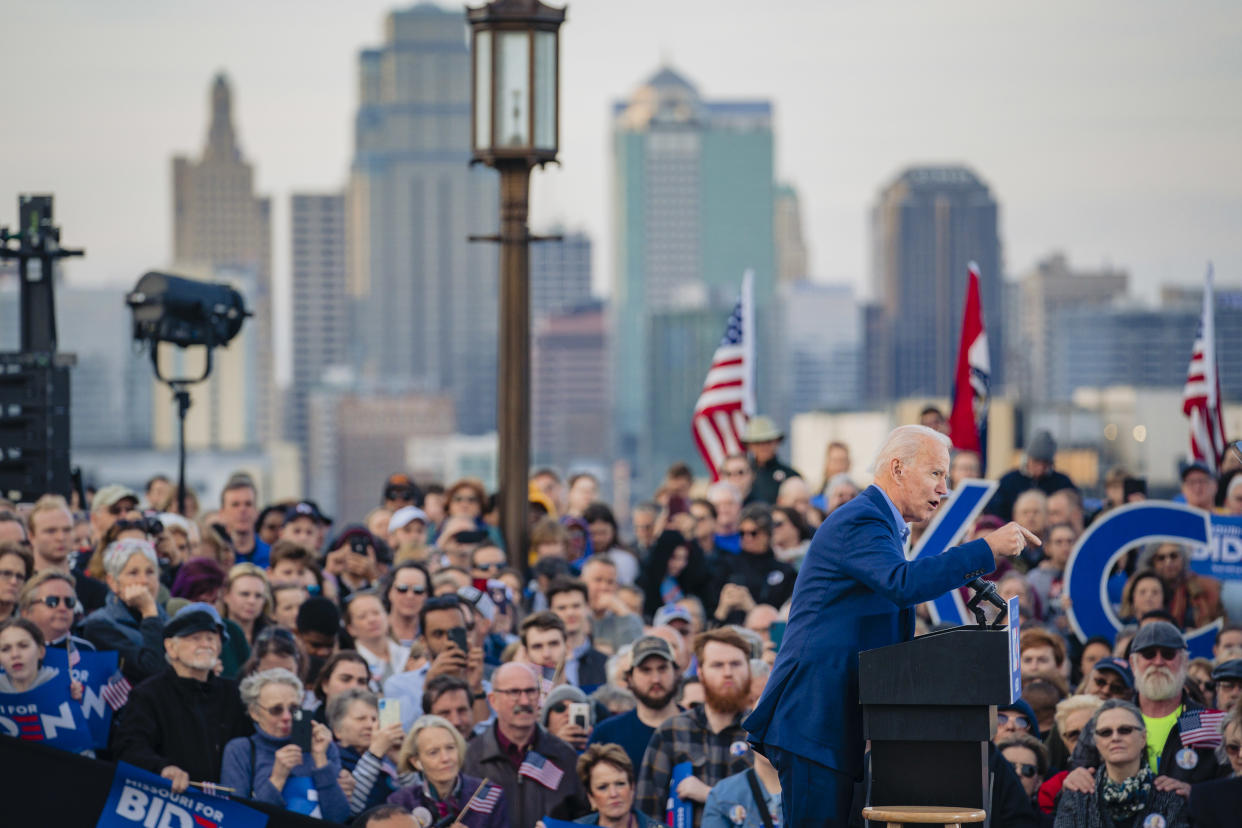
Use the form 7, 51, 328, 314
1027, 430, 1057, 463
540, 684, 592, 727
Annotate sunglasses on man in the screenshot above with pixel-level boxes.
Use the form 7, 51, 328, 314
1135, 646, 1181, 661
1009, 762, 1039, 779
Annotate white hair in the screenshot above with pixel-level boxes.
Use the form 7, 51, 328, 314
825, 473, 859, 500
239, 667, 304, 708
706, 481, 742, 505
871, 425, 950, 478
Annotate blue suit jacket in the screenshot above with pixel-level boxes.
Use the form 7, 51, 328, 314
743, 485, 994, 777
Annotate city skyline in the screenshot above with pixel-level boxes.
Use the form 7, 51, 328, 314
3, 1, 1238, 393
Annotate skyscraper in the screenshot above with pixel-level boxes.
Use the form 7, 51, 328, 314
612, 66, 775, 485
869, 166, 1002, 401
287, 193, 348, 488
531, 302, 609, 473
530, 230, 592, 321
773, 184, 808, 285
347, 5, 499, 434
170, 74, 274, 447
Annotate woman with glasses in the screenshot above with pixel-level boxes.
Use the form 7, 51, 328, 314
996, 698, 1041, 742
769, 506, 812, 569
1217, 712, 1242, 778
1054, 699, 1188, 828
222, 667, 350, 821
1037, 695, 1104, 814
383, 562, 431, 647
223, 563, 274, 648
1139, 542, 1224, 630
998, 732, 1048, 807
712, 505, 797, 626
542, 684, 594, 753
82, 538, 169, 684
345, 591, 409, 686
441, 478, 504, 549
18, 570, 94, 651
0, 542, 33, 620
389, 713, 509, 828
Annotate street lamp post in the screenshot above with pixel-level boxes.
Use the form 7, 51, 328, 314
468, 0, 565, 569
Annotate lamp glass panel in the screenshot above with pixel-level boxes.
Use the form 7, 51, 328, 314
473, 30, 492, 150
533, 30, 556, 151
495, 31, 530, 148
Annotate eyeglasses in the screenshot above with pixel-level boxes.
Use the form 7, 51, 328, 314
1009, 762, 1039, 779
547, 701, 569, 715
722, 469, 750, 477
385, 487, 416, 501
1225, 742, 1242, 757
1152, 552, 1182, 563
1063, 729, 1082, 742
1095, 725, 1143, 739
491, 686, 539, 699
38, 595, 77, 610
473, 562, 504, 572
0, 569, 27, 582
997, 713, 1030, 730
258, 703, 297, 717
771, 519, 789, 529
740, 528, 766, 537
1135, 646, 1181, 662
393, 583, 426, 595
452, 494, 480, 503
1092, 675, 1128, 695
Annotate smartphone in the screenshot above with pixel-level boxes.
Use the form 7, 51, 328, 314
447, 626, 469, 655
769, 621, 787, 652
291, 709, 313, 752
568, 702, 590, 730
378, 697, 401, 729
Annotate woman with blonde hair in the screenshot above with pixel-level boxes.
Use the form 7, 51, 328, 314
223, 562, 273, 647
388, 714, 508, 827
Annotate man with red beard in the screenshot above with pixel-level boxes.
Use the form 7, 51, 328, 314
637, 628, 755, 827
1064, 621, 1224, 798
589, 635, 683, 771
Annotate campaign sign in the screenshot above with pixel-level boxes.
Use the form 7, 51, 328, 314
666, 761, 695, 828
1192, 515, 1242, 581
0, 674, 93, 753
911, 479, 998, 626
97, 761, 268, 828
43, 648, 118, 749
1007, 595, 1021, 703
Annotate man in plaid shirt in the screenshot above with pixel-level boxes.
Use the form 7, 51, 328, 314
637, 628, 755, 827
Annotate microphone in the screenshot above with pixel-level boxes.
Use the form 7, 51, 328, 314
965, 577, 1008, 629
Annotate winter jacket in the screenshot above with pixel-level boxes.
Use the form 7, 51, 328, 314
80, 592, 168, 685
463, 723, 588, 827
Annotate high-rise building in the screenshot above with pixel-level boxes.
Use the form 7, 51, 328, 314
347, 5, 499, 435
612, 66, 775, 487
780, 281, 860, 416
773, 184, 808, 285
869, 166, 1002, 401
170, 74, 274, 447
287, 193, 348, 488
1015, 252, 1128, 402
530, 230, 592, 321
531, 302, 609, 472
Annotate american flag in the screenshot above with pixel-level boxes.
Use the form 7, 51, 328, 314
692, 271, 755, 480
1183, 263, 1228, 473
467, 781, 502, 814
1178, 708, 1226, 748
518, 750, 564, 790
100, 672, 132, 711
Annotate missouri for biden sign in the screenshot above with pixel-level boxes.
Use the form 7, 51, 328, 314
916, 480, 1242, 659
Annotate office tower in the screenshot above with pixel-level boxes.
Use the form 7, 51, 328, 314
347, 5, 499, 434
1016, 252, 1128, 402
531, 302, 609, 472
773, 184, 808, 285
170, 73, 274, 447
869, 165, 1002, 401
530, 230, 592, 321
612, 66, 775, 485
780, 281, 860, 415
287, 193, 348, 489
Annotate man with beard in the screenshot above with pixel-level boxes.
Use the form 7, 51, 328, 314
745, 425, 1038, 828
590, 635, 682, 770
110, 603, 251, 791
637, 628, 755, 827
1063, 621, 1224, 799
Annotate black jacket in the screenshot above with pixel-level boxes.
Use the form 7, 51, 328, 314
463, 723, 588, 827
1188, 775, 1242, 828
716, 549, 797, 613
110, 667, 251, 783
639, 530, 712, 618
747, 457, 800, 506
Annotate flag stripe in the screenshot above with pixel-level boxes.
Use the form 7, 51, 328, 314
692, 274, 752, 481
1182, 264, 1228, 472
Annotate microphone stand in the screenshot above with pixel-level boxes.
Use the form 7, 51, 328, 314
965, 578, 1008, 630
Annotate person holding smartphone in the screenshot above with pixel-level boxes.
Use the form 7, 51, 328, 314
222, 667, 350, 821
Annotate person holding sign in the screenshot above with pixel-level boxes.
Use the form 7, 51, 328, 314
0, 618, 82, 700
745, 425, 1040, 828
221, 667, 350, 822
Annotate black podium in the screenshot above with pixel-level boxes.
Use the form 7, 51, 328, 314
859, 616, 1019, 828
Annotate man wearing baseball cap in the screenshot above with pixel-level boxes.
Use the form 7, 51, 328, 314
1063, 621, 1223, 798
90, 484, 139, 542
589, 635, 683, 772
110, 603, 251, 793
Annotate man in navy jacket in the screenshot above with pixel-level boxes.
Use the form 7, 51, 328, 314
744, 425, 1041, 826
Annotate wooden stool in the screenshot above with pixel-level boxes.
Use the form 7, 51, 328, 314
862, 805, 986, 828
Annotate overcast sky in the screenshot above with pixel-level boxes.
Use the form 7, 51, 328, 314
3, 0, 1240, 380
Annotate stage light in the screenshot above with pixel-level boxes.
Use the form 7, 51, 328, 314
126, 271, 249, 352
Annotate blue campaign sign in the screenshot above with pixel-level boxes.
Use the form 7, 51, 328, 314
911, 479, 998, 626
98, 761, 268, 828
1065, 501, 1217, 658
0, 674, 93, 753
43, 648, 118, 749
667, 761, 695, 828
1192, 514, 1242, 580
1007, 595, 1021, 703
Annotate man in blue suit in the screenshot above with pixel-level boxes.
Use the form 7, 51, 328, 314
744, 425, 1041, 826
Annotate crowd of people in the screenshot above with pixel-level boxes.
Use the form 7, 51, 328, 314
1, 411, 1241, 828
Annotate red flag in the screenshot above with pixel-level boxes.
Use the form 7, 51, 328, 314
1183, 263, 1228, 471
949, 263, 990, 458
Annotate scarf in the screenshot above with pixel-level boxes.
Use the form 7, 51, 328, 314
1099, 764, 1153, 823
